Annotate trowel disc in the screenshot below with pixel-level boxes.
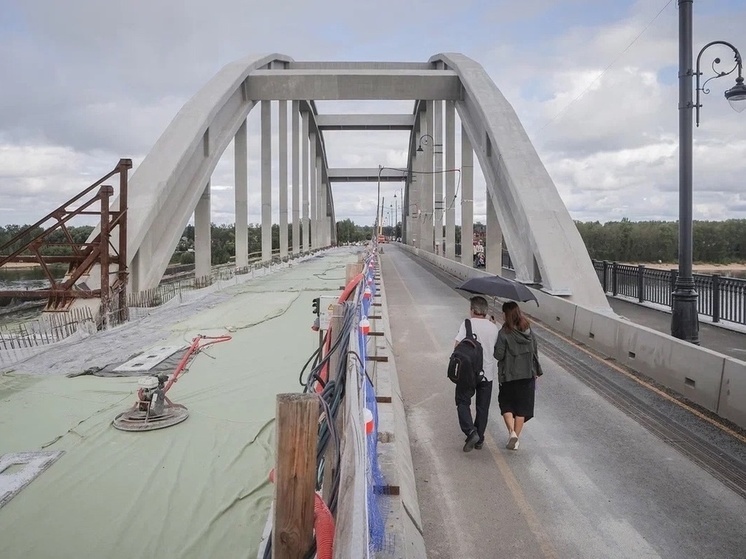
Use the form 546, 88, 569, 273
112, 404, 189, 432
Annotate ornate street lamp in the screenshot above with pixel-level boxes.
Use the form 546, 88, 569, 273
416, 133, 442, 152
695, 41, 746, 125
672, 0, 744, 344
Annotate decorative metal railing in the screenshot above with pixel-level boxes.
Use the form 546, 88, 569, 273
501, 249, 745, 326
592, 260, 746, 325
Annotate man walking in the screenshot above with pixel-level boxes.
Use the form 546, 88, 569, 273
454, 296, 499, 452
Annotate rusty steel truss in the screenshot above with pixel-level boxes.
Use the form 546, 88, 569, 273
0, 159, 132, 319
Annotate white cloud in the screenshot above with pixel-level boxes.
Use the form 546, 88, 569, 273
0, 0, 745, 233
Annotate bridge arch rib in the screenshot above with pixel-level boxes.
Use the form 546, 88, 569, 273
426, 53, 609, 310
122, 51, 607, 312
126, 53, 337, 292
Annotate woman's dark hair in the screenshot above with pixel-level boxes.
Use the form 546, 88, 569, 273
502, 301, 530, 332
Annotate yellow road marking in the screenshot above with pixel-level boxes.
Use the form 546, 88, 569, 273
485, 433, 560, 559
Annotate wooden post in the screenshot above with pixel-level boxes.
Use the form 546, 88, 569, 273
273, 393, 319, 559
345, 262, 363, 285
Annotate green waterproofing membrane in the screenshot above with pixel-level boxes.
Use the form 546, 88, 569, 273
0, 249, 360, 559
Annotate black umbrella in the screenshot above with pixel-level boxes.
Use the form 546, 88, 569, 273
456, 275, 539, 304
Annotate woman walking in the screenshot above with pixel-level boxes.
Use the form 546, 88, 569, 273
494, 301, 542, 450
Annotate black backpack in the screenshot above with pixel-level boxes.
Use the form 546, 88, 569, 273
447, 319, 484, 388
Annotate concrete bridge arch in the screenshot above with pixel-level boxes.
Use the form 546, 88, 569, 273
113, 52, 608, 311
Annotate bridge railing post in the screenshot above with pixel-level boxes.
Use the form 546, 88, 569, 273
670, 269, 678, 307
637, 265, 645, 303
602, 260, 609, 293
612, 262, 618, 296
712, 274, 721, 323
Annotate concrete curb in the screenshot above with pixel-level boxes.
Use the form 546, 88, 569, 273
368, 256, 427, 559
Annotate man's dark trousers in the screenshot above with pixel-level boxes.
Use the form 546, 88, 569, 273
455, 380, 493, 442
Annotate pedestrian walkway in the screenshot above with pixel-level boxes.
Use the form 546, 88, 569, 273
383, 244, 746, 559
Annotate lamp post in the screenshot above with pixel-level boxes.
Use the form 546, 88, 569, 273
380, 195, 385, 239
673, 0, 745, 344
393, 193, 399, 240
376, 164, 382, 240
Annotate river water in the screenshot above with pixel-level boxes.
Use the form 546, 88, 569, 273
0, 265, 67, 291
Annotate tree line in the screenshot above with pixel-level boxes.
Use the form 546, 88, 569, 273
3, 219, 746, 266
575, 219, 746, 263
0, 225, 95, 257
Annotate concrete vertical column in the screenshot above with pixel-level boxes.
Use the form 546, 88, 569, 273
486, 190, 502, 275
292, 101, 300, 255
195, 181, 211, 280
279, 100, 288, 260
421, 103, 434, 252
261, 100, 272, 263
408, 123, 419, 248
316, 157, 324, 247
234, 119, 248, 268
433, 100, 443, 255
320, 176, 329, 247
302, 112, 310, 253
409, 119, 423, 248
309, 133, 317, 250
445, 102, 456, 260
461, 126, 474, 266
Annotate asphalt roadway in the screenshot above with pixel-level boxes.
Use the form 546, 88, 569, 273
381, 244, 746, 559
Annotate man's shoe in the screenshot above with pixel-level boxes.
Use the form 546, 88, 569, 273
474, 441, 484, 450
463, 430, 479, 452
506, 431, 519, 450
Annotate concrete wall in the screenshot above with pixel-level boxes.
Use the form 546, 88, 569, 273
399, 244, 746, 430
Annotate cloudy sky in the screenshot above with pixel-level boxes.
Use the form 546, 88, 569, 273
1, 0, 745, 229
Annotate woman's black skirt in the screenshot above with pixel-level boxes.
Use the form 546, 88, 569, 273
497, 377, 536, 421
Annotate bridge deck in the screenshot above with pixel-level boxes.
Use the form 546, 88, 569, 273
1, 246, 744, 558
382, 245, 746, 558
0, 250, 360, 558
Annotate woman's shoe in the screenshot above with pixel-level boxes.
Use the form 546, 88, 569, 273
506, 431, 519, 450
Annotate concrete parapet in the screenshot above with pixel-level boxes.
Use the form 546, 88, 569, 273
613, 318, 725, 411
718, 358, 746, 427
529, 290, 577, 338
